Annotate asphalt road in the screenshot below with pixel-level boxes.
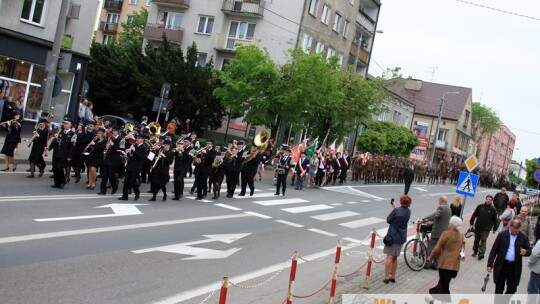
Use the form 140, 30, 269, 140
0, 170, 498, 303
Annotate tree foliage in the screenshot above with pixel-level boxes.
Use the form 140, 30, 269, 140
525, 158, 539, 188
86, 10, 224, 131
214, 46, 387, 142
357, 121, 419, 157
472, 102, 499, 136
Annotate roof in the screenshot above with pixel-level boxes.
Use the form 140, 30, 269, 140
386, 78, 472, 121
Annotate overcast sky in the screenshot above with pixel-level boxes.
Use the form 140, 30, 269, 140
368, 0, 539, 164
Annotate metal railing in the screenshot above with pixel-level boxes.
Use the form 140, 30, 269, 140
144, 23, 184, 44
151, 0, 190, 7
104, 0, 123, 11
222, 0, 265, 17
99, 21, 119, 33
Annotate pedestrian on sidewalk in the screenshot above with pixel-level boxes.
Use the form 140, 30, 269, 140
403, 164, 414, 195
470, 195, 498, 260
383, 195, 412, 284
514, 206, 535, 245
426, 216, 466, 303
423, 195, 451, 270
450, 195, 463, 218
1, 110, 22, 171
487, 219, 532, 296
527, 240, 540, 304
498, 199, 516, 232
493, 188, 509, 227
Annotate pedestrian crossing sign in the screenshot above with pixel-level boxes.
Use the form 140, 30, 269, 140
456, 171, 479, 197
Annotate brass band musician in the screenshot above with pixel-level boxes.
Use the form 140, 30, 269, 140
26, 118, 48, 177
119, 133, 149, 201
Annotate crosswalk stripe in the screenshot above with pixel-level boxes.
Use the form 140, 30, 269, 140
234, 193, 279, 199
346, 201, 359, 204
214, 204, 242, 211
311, 211, 360, 221
361, 200, 371, 203
339, 217, 385, 229
184, 197, 212, 203
321, 186, 383, 199
244, 211, 272, 219
331, 203, 343, 206
308, 228, 338, 237
254, 198, 309, 206
275, 220, 304, 228
282, 204, 333, 214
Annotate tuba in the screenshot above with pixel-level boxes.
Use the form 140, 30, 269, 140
148, 122, 161, 145
244, 130, 270, 164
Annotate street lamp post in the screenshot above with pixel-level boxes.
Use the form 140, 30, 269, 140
429, 92, 460, 166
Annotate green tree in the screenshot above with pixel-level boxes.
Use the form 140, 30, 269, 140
525, 158, 539, 188
357, 129, 387, 154
358, 121, 419, 157
472, 102, 499, 157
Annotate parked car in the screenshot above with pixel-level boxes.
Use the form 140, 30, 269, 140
99, 115, 141, 131
525, 188, 539, 195
515, 185, 525, 194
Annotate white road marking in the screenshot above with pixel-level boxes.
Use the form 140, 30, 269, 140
243, 211, 272, 219
254, 198, 309, 206
214, 204, 242, 211
308, 228, 338, 237
361, 200, 371, 203
0, 214, 253, 244
414, 187, 428, 192
331, 203, 343, 206
321, 186, 383, 199
275, 220, 304, 228
310, 211, 360, 221
342, 237, 363, 244
281, 204, 333, 213
346, 201, 359, 204
339, 217, 385, 229
233, 193, 279, 199
184, 197, 213, 203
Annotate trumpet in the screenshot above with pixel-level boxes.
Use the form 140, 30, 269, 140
152, 148, 164, 169
103, 137, 113, 160
83, 136, 98, 156
0, 119, 17, 126
188, 147, 207, 157
27, 131, 39, 147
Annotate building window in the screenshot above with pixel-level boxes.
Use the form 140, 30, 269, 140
197, 53, 207, 66
197, 16, 214, 34
315, 42, 325, 53
326, 48, 335, 60
321, 5, 330, 24
338, 53, 344, 66
228, 21, 256, 40
106, 13, 120, 25
332, 13, 341, 33
102, 35, 113, 45
308, 0, 319, 17
392, 110, 401, 124
158, 11, 183, 30
21, 0, 47, 25
343, 21, 350, 39
222, 58, 231, 70
147, 0, 152, 6
378, 105, 389, 121
403, 115, 409, 127
437, 129, 447, 141
302, 34, 312, 53
464, 110, 470, 128
129, 0, 139, 4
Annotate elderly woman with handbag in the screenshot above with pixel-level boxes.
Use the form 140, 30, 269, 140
383, 195, 412, 284
426, 216, 466, 303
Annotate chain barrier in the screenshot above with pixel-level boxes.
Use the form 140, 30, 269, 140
229, 267, 286, 289
371, 255, 386, 264
297, 255, 327, 263
291, 278, 332, 299
337, 261, 368, 278
198, 288, 218, 304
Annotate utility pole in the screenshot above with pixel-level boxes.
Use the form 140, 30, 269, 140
429, 92, 459, 166
42, 0, 71, 114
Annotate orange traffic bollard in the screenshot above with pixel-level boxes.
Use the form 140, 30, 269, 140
286, 251, 298, 304
218, 277, 228, 304
363, 228, 376, 289
329, 240, 342, 304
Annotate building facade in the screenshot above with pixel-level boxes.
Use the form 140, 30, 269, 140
142, 0, 381, 139
96, 0, 152, 45
389, 78, 474, 165
0, 0, 99, 124
477, 120, 515, 174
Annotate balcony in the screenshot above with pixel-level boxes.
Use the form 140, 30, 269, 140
349, 43, 370, 65
356, 11, 375, 32
222, 0, 265, 18
144, 23, 184, 44
215, 34, 257, 52
435, 140, 447, 150
104, 0, 123, 11
99, 21, 119, 34
152, 0, 190, 9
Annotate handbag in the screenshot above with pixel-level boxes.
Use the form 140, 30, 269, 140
383, 235, 393, 246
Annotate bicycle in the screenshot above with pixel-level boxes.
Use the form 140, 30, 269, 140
403, 218, 432, 271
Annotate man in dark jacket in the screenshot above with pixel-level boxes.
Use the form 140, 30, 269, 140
119, 133, 148, 201
403, 164, 415, 195
470, 195, 498, 260
422, 195, 451, 269
493, 187, 509, 227
488, 219, 532, 297
172, 138, 193, 201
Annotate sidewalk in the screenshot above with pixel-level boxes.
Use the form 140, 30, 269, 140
0, 124, 53, 166
328, 212, 531, 303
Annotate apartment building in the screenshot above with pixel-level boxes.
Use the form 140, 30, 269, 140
388, 78, 474, 165
0, 0, 99, 123
143, 0, 381, 138
96, 0, 152, 45
477, 120, 516, 174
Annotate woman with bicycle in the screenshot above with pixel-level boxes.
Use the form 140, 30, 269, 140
426, 216, 465, 303
383, 195, 412, 284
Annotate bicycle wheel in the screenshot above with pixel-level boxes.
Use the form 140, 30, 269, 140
403, 239, 428, 271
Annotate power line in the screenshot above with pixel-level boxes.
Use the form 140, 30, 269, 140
455, 0, 540, 21
507, 126, 540, 136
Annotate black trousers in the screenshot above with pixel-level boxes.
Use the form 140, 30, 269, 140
315, 168, 324, 186
173, 170, 186, 197
240, 171, 255, 195
495, 260, 518, 294
123, 170, 140, 197
227, 171, 240, 195
100, 164, 119, 193
197, 171, 209, 198
276, 173, 288, 194
339, 167, 348, 183
53, 156, 67, 186
404, 180, 413, 195
428, 268, 457, 303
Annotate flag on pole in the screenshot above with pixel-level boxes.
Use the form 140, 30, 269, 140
329, 139, 336, 154
337, 142, 344, 154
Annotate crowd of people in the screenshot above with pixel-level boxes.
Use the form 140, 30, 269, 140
383, 192, 540, 303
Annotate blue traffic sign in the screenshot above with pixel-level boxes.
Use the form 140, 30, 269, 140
534, 169, 540, 183
456, 171, 479, 197
537, 157, 540, 166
